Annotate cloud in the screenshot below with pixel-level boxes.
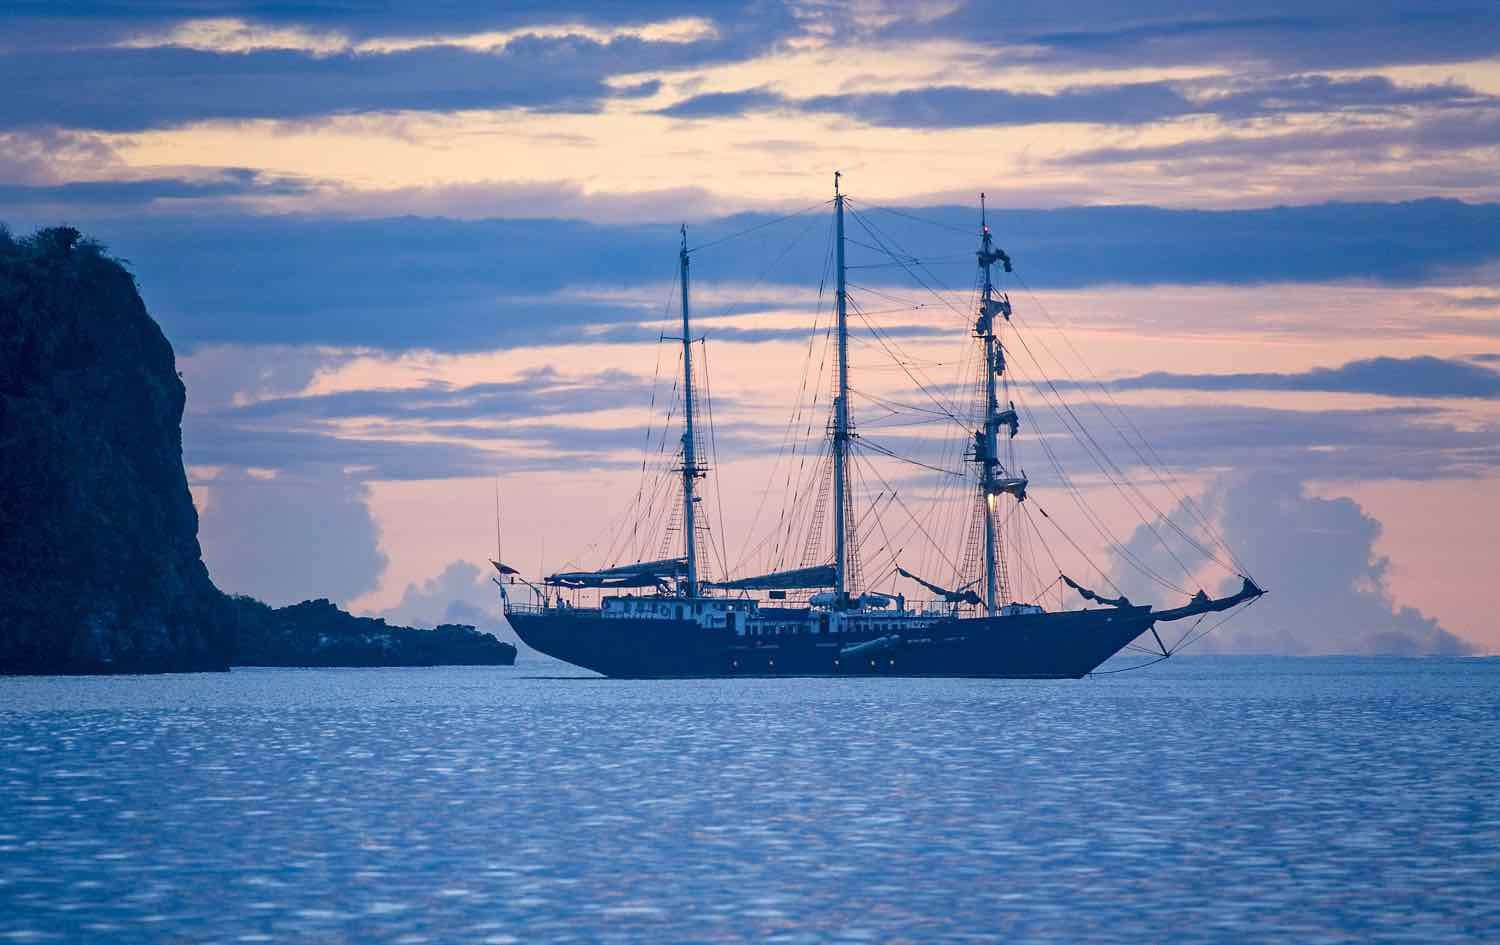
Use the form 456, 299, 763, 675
1053, 402, 1500, 482
0, 6, 792, 131
184, 422, 508, 481
177, 343, 356, 412
1060, 106, 1500, 168
180, 361, 673, 479
905, 2, 1500, 72
0, 44, 639, 131
0, 130, 119, 186
0, 169, 314, 211
116, 15, 719, 56
17, 200, 1494, 354
226, 367, 655, 423
664, 75, 1490, 128
1092, 355, 1500, 399
377, 560, 508, 636
656, 86, 785, 118
1112, 473, 1476, 655
177, 357, 1500, 486
0, 3, 773, 51
197, 472, 389, 606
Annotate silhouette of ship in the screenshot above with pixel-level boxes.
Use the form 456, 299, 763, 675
498, 176, 1263, 678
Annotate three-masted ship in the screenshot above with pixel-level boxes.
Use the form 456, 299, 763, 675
499, 176, 1262, 678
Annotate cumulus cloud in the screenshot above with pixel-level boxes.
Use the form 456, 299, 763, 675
1112, 473, 1475, 655
197, 472, 389, 606
378, 560, 509, 638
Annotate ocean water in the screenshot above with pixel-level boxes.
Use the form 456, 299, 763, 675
2, 656, 1497, 944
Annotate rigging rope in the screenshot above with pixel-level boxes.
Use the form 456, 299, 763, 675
842, 199, 1222, 599
699, 338, 732, 582
1003, 327, 1200, 589
1009, 272, 1253, 579
861, 203, 974, 236
858, 438, 965, 477
687, 200, 831, 255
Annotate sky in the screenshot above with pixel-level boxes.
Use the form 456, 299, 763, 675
3, 0, 1498, 654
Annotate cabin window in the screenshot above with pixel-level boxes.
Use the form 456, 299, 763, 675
675, 605, 684, 620
727, 612, 738, 633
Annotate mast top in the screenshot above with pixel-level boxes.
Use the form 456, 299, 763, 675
680, 223, 687, 254
980, 192, 987, 232
834, 170, 841, 197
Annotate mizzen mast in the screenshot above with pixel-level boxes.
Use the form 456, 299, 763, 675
678, 224, 704, 597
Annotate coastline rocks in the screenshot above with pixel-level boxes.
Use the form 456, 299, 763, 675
228, 597, 516, 667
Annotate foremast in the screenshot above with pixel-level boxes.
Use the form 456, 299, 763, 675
832, 172, 853, 608
678, 225, 704, 597
974, 195, 1025, 615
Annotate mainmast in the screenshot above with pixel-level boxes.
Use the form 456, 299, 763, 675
678, 225, 703, 598
975, 194, 1023, 615
832, 172, 852, 607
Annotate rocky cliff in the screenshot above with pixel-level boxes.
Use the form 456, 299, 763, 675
1, 226, 231, 673
0, 226, 515, 673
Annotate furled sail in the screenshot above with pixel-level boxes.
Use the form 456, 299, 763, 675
1151, 577, 1264, 622
708, 563, 836, 591
896, 566, 983, 606
545, 557, 687, 589
986, 475, 1028, 500
1061, 574, 1265, 620
996, 402, 1019, 438
1061, 574, 1133, 609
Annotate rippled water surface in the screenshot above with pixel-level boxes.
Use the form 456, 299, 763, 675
3, 656, 1498, 943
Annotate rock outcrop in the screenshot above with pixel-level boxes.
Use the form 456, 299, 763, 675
0, 225, 516, 674
228, 597, 515, 667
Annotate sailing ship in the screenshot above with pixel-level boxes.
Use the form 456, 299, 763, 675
497, 175, 1263, 678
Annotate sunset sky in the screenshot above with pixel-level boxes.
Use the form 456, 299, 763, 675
3, 1, 1498, 653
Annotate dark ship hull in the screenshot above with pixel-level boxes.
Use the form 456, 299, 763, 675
509, 605, 1158, 679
